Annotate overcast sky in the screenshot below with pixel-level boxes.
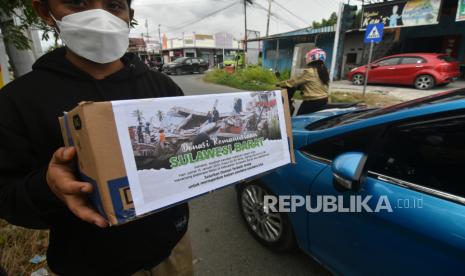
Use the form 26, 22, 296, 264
130, 0, 343, 40
39, 0, 344, 50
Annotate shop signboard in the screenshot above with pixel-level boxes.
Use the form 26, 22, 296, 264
362, 0, 442, 29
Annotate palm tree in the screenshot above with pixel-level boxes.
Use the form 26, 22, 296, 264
132, 110, 144, 125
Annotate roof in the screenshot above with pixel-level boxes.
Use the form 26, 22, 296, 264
248, 25, 335, 42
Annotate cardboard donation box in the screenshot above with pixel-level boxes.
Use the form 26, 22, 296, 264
59, 90, 294, 225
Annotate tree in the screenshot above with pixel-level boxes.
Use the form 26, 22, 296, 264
1, 1, 138, 51
0, 0, 51, 50
312, 12, 338, 29
132, 110, 145, 125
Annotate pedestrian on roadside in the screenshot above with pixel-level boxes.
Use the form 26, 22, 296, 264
138, 122, 145, 143
0, 0, 193, 275
206, 111, 213, 123
212, 106, 220, 122
278, 48, 330, 115
159, 129, 166, 150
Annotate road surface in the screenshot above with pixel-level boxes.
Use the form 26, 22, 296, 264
331, 80, 465, 101
170, 74, 332, 276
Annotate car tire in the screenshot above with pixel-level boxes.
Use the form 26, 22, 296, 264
352, 73, 365, 85
199, 67, 206, 74
415, 75, 435, 90
237, 181, 295, 252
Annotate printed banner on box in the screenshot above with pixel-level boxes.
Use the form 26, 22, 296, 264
112, 91, 291, 215
457, 0, 465, 21
362, 0, 442, 29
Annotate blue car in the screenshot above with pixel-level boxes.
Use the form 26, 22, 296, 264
237, 89, 465, 275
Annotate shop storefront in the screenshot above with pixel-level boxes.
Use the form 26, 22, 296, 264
342, 0, 465, 78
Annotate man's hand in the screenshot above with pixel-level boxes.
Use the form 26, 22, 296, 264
46, 147, 108, 228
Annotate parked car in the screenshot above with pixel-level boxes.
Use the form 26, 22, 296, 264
237, 89, 465, 275
348, 53, 460, 90
163, 57, 208, 75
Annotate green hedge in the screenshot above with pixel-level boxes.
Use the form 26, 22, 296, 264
204, 67, 284, 91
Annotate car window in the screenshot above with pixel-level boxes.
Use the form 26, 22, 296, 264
368, 113, 465, 199
377, 58, 401, 66
438, 55, 456, 62
301, 126, 385, 162
192, 59, 199, 63
173, 57, 187, 63
401, 57, 426, 64
185, 59, 192, 65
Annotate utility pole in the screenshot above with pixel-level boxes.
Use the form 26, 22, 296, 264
244, 0, 248, 53
145, 19, 149, 40
266, 0, 272, 37
158, 24, 162, 53
329, 2, 343, 83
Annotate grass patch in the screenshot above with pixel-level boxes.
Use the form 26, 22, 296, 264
0, 220, 49, 275
204, 67, 280, 91
205, 69, 401, 108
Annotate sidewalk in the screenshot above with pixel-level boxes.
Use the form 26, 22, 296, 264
330, 80, 465, 101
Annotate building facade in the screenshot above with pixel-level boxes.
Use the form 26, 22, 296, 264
161, 33, 242, 67
342, 0, 465, 78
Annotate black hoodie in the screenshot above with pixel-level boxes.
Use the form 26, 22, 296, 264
0, 48, 189, 275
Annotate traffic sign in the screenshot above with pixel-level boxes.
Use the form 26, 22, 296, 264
364, 23, 384, 44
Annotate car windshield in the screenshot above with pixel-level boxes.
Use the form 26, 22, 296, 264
307, 89, 465, 130
173, 57, 188, 63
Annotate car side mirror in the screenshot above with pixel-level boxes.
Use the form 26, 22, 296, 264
332, 152, 367, 191
370, 64, 380, 69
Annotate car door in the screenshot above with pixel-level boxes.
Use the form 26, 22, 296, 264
306, 112, 465, 275
369, 57, 401, 84
191, 58, 200, 73
395, 56, 428, 85
183, 58, 194, 73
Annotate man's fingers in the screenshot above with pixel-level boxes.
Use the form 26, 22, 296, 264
55, 180, 93, 195
68, 199, 108, 228
53, 147, 76, 164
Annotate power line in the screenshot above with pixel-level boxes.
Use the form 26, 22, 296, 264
272, 0, 310, 26
253, 1, 301, 30
165, 1, 239, 32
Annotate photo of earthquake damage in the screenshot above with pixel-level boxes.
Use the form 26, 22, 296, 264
127, 91, 283, 170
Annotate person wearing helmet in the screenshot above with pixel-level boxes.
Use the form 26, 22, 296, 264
278, 48, 330, 115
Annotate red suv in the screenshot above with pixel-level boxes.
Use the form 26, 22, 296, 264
348, 53, 460, 90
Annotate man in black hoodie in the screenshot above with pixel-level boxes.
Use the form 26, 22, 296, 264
0, 0, 191, 275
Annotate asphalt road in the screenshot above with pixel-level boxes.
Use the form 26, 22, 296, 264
169, 74, 331, 276
331, 80, 465, 102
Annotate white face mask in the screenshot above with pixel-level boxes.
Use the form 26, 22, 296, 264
51, 9, 130, 64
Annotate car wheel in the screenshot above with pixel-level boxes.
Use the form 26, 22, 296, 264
237, 181, 295, 252
199, 67, 206, 74
175, 68, 183, 75
415, 75, 435, 90
352, 73, 365, 85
